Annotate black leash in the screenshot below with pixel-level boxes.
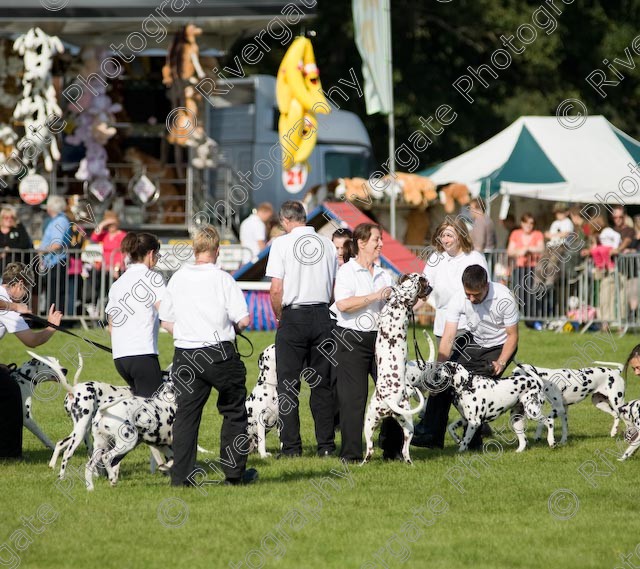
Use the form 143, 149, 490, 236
235, 332, 254, 359
409, 311, 426, 371
22, 313, 113, 354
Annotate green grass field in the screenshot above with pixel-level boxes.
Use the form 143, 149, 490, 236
1, 327, 640, 569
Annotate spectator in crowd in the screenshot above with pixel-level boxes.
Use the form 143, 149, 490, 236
623, 215, 640, 321
66, 208, 88, 316
624, 343, 640, 377
91, 210, 126, 279
239, 202, 274, 263
0, 205, 32, 272
588, 217, 620, 271
507, 213, 545, 312
610, 205, 635, 254
159, 226, 257, 486
469, 198, 496, 252
37, 196, 72, 314
332, 228, 353, 267
499, 214, 517, 248
412, 216, 488, 449
266, 201, 337, 458
106, 232, 166, 397
334, 223, 404, 462
545, 202, 574, 246
0, 262, 62, 458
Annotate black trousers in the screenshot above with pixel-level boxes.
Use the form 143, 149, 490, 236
114, 354, 163, 397
170, 346, 248, 484
418, 332, 516, 447
336, 328, 403, 460
45, 263, 66, 314
275, 304, 335, 455
0, 365, 23, 458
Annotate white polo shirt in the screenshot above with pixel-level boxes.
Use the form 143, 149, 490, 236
0, 285, 29, 340
446, 282, 519, 348
266, 226, 337, 306
105, 264, 166, 359
422, 250, 488, 336
239, 213, 266, 262
334, 259, 393, 332
159, 263, 249, 349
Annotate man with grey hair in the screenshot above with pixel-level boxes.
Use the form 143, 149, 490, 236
266, 200, 337, 458
37, 195, 71, 313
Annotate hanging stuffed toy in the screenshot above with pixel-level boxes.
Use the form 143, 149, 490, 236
12, 27, 64, 172
65, 47, 121, 203
276, 36, 330, 169
0, 39, 22, 169
162, 24, 218, 170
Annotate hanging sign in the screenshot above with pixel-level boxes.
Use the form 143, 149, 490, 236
19, 173, 49, 205
282, 163, 308, 194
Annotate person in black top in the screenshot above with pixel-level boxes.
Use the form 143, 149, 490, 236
0, 205, 33, 272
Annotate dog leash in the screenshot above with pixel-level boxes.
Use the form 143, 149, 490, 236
409, 311, 427, 370
235, 332, 254, 358
22, 313, 113, 354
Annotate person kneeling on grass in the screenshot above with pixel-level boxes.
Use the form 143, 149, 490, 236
0, 263, 62, 459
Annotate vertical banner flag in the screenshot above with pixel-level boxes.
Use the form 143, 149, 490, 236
352, 0, 393, 115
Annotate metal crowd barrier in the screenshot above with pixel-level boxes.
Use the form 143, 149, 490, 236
0, 244, 253, 328
405, 246, 640, 334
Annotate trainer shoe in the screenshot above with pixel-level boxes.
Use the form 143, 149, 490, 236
410, 434, 444, 449
224, 468, 259, 486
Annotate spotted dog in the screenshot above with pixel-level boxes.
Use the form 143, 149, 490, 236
514, 361, 625, 444
246, 344, 279, 458
618, 400, 640, 461
362, 273, 431, 464
85, 382, 177, 490
28, 352, 135, 479
440, 361, 558, 452
8, 357, 69, 450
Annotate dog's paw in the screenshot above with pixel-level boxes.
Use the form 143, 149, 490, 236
259, 452, 272, 458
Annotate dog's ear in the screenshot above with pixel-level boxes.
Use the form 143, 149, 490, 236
417, 276, 432, 299
398, 273, 411, 285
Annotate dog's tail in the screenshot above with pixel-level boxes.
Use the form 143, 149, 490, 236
593, 360, 624, 371
27, 351, 74, 394
98, 396, 133, 412
73, 353, 84, 385
385, 386, 425, 416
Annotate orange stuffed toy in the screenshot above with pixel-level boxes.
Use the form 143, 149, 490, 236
440, 183, 470, 213
395, 172, 437, 208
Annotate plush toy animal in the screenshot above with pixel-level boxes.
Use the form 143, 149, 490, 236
439, 183, 471, 214
12, 27, 64, 172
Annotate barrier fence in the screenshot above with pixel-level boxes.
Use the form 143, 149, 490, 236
2, 246, 639, 334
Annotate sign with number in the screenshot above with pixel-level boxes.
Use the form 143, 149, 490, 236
282, 163, 308, 194
19, 173, 49, 205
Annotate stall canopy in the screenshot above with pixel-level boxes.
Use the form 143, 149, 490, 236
422, 115, 640, 203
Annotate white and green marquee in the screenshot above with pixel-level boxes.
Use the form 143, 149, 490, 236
422, 116, 640, 203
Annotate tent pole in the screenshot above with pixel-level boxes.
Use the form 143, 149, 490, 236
485, 179, 490, 214
389, 111, 396, 239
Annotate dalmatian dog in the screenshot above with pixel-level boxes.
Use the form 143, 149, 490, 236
440, 361, 559, 452
362, 273, 432, 464
8, 357, 71, 450
617, 400, 640, 461
513, 361, 625, 444
246, 344, 279, 458
85, 382, 177, 490
29, 352, 178, 479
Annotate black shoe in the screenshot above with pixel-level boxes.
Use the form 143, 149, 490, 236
224, 468, 259, 486
318, 449, 336, 458
411, 434, 444, 449
382, 452, 404, 461
339, 456, 361, 464
276, 452, 302, 459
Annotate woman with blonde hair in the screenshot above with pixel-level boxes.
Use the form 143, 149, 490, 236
413, 215, 488, 449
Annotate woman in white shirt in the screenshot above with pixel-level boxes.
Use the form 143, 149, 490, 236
105, 233, 166, 397
414, 217, 488, 449
334, 223, 403, 462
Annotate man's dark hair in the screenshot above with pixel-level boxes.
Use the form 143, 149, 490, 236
279, 201, 307, 224
462, 264, 488, 290
2, 262, 34, 288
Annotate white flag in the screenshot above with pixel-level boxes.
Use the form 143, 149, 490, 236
352, 0, 393, 115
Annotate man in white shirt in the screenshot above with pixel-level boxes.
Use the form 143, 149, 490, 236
435, 265, 519, 448
159, 226, 257, 486
545, 203, 574, 247
266, 201, 337, 458
239, 202, 274, 263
